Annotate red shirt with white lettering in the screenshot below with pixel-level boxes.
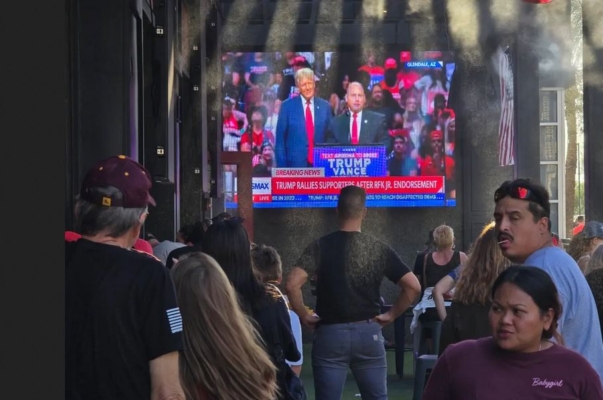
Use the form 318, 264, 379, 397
422, 337, 603, 400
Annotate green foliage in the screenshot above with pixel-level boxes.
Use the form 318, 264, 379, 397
575, 181, 585, 216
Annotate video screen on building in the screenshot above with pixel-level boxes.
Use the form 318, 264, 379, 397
221, 50, 457, 208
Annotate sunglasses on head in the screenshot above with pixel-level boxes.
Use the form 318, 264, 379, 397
494, 184, 545, 210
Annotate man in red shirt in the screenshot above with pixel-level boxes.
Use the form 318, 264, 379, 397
240, 105, 275, 154
419, 130, 456, 198
419, 130, 454, 178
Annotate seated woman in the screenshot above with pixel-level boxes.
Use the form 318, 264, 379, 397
413, 224, 467, 352
437, 222, 510, 354
171, 252, 277, 400
423, 266, 603, 400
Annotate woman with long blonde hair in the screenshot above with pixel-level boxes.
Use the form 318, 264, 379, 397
437, 222, 511, 354
171, 252, 278, 400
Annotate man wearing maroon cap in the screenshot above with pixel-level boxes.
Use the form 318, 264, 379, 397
66, 155, 184, 400
419, 130, 456, 198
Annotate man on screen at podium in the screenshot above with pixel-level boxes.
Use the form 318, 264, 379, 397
324, 82, 389, 149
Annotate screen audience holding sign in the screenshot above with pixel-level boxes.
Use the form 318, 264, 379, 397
221, 50, 457, 208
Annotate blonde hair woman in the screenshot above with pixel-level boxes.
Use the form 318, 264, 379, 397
437, 222, 511, 354
171, 252, 278, 400
414, 224, 467, 351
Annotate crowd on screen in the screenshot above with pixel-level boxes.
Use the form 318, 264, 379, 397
221, 51, 457, 196
65, 153, 603, 399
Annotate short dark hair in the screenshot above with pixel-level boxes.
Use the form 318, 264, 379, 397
178, 224, 193, 242
337, 185, 366, 220
251, 244, 283, 283
494, 178, 550, 222
491, 265, 563, 343
249, 105, 268, 124
187, 221, 205, 246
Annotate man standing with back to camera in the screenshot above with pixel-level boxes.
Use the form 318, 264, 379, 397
286, 185, 421, 400
66, 155, 184, 400
493, 178, 603, 384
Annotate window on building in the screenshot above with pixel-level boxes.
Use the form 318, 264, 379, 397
539, 89, 565, 238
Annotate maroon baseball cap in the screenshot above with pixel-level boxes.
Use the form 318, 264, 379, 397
80, 155, 156, 208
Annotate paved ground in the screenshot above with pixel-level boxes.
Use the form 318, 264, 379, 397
298, 344, 415, 399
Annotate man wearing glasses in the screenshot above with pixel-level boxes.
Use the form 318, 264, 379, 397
493, 178, 603, 384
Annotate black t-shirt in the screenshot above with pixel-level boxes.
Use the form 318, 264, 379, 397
420, 251, 461, 288
277, 59, 296, 101
296, 231, 411, 324
252, 163, 272, 177
246, 59, 271, 86
66, 239, 183, 400
165, 245, 202, 270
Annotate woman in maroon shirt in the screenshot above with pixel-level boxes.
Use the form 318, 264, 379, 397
423, 265, 603, 400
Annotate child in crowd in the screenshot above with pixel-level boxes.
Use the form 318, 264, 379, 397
251, 243, 304, 376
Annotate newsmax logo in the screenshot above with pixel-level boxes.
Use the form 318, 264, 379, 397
252, 178, 272, 194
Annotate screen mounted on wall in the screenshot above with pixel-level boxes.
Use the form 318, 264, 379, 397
221, 50, 457, 208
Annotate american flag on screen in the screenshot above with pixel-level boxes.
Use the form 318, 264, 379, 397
498, 47, 515, 167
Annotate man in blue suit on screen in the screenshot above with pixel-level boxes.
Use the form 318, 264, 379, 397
275, 67, 333, 167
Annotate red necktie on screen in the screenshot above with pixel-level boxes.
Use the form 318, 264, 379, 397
306, 100, 314, 164
351, 112, 359, 144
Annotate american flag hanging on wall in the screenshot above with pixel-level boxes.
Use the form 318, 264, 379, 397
498, 47, 515, 167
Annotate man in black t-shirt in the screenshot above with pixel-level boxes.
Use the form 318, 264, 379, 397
286, 185, 421, 400
66, 155, 184, 400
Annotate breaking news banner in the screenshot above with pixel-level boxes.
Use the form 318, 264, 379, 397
238, 176, 454, 208
272, 168, 325, 177
271, 176, 445, 195
312, 146, 386, 177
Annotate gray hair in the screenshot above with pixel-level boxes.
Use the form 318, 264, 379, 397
294, 68, 315, 85
74, 186, 146, 237
346, 81, 365, 97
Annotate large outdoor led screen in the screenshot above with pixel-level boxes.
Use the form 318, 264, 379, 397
221, 50, 457, 208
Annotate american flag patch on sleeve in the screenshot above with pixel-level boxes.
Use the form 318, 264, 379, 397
166, 307, 183, 333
